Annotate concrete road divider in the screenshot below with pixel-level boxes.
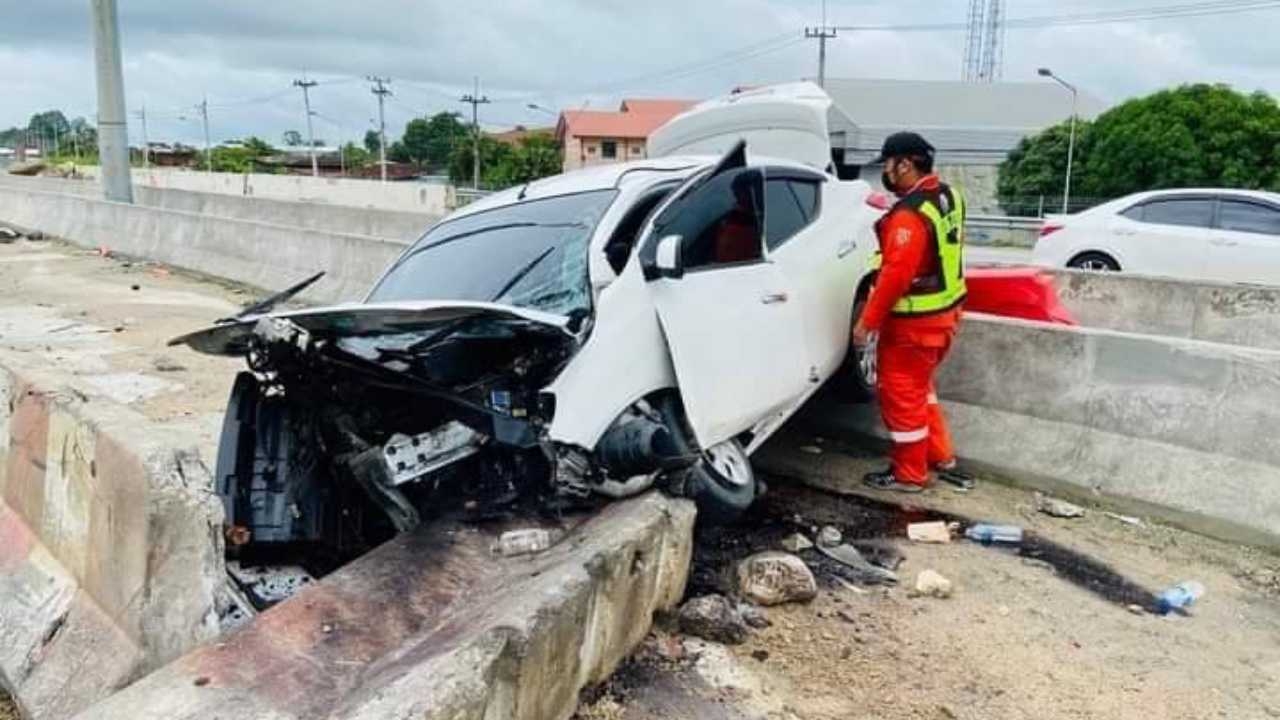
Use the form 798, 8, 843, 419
800, 314, 1280, 548
1047, 268, 1280, 351
0, 352, 223, 719
74, 494, 695, 720
0, 183, 406, 304
0, 175, 437, 243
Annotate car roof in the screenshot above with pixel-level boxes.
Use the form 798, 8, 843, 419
445, 153, 831, 222
1097, 188, 1280, 211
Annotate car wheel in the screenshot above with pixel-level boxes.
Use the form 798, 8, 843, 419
1067, 251, 1120, 272
825, 290, 876, 403
654, 393, 758, 523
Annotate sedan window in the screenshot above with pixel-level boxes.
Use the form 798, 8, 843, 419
764, 179, 821, 251
651, 168, 764, 270
1134, 198, 1214, 229
1218, 199, 1280, 237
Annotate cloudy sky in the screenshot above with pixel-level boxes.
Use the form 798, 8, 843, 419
2, 0, 1278, 147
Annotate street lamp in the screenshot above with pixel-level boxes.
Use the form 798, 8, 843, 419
1038, 67, 1078, 215
526, 103, 558, 118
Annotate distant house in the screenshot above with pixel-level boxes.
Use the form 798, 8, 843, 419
556, 98, 695, 171
822, 78, 1108, 212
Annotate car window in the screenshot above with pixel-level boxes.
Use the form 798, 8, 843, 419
1135, 198, 1214, 229
764, 179, 820, 251
1218, 199, 1280, 237
1120, 204, 1144, 221
651, 168, 764, 270
368, 189, 618, 316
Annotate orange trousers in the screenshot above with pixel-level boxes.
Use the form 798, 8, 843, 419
876, 331, 957, 485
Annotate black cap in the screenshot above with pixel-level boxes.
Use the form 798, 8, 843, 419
873, 131, 935, 164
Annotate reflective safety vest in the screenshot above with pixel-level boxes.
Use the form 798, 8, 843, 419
869, 182, 968, 316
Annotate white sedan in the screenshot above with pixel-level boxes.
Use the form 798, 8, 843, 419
172, 83, 880, 565
1033, 188, 1280, 284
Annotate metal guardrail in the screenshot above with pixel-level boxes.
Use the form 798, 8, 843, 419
966, 214, 1043, 248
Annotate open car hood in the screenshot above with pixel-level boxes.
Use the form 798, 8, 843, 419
647, 81, 833, 170
169, 300, 574, 357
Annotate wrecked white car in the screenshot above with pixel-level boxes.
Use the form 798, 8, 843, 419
172, 83, 879, 568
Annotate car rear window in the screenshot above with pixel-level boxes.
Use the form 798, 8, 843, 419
1218, 199, 1280, 237
1132, 198, 1214, 229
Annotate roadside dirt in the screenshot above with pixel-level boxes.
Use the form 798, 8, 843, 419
578, 433, 1280, 720
0, 692, 16, 720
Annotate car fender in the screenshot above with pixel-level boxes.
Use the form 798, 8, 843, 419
544, 256, 677, 449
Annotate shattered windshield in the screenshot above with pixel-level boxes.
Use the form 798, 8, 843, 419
367, 189, 618, 316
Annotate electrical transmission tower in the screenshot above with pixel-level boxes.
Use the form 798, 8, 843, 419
963, 0, 1004, 82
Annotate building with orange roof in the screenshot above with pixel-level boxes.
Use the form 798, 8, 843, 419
555, 98, 695, 171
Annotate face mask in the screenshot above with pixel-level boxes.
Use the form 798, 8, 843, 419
880, 170, 895, 195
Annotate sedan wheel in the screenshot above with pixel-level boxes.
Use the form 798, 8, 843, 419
1067, 252, 1120, 272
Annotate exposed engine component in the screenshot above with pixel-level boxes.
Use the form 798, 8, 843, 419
384, 422, 487, 486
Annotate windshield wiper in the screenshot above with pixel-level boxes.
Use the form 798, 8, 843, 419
488, 245, 556, 304
219, 271, 325, 323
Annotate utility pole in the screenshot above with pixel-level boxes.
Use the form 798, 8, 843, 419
196, 96, 212, 174
135, 105, 149, 168
368, 76, 391, 183
293, 77, 320, 178
90, 0, 133, 202
460, 77, 490, 189
805, 0, 837, 87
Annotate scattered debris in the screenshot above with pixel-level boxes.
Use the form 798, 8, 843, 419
1127, 604, 1147, 616
907, 521, 952, 544
997, 605, 1012, 617
493, 528, 553, 557
739, 603, 771, 629
817, 525, 843, 548
678, 594, 751, 645
851, 539, 905, 571
751, 649, 769, 661
964, 523, 1024, 545
1155, 581, 1205, 615
816, 543, 899, 585
130, 284, 141, 291
1036, 492, 1086, 518
835, 577, 870, 595
779, 532, 814, 553
912, 569, 953, 599
837, 608, 859, 624
799, 444, 823, 455
227, 562, 314, 609
0, 227, 19, 243
736, 551, 818, 606
1104, 511, 1145, 527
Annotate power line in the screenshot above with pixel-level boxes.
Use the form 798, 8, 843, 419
835, 0, 1280, 32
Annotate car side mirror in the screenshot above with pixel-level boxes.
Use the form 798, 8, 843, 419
644, 234, 685, 280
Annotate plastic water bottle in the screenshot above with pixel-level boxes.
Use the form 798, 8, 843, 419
1155, 581, 1205, 615
493, 528, 552, 557
964, 523, 1023, 545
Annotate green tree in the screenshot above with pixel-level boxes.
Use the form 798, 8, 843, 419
209, 136, 277, 173
448, 133, 562, 189
996, 120, 1091, 215
364, 129, 383, 155
28, 110, 71, 142
282, 130, 304, 147
998, 84, 1280, 215
341, 142, 373, 170
401, 112, 469, 169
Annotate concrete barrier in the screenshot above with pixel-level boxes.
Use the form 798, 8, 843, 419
75, 494, 695, 720
73, 166, 453, 215
0, 175, 437, 243
1046, 268, 1280, 351
0, 184, 405, 304
0, 352, 223, 719
801, 314, 1280, 548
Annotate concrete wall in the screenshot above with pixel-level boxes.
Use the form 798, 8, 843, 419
71, 165, 454, 215
0, 175, 436, 243
1047, 268, 1280, 351
0, 352, 223, 719
0, 184, 406, 304
804, 314, 1280, 548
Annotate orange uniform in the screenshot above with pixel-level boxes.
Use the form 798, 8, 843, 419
861, 174, 962, 485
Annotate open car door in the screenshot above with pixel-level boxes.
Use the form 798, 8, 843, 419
638, 143, 811, 448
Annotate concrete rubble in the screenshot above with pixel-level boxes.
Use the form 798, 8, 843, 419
736, 552, 818, 606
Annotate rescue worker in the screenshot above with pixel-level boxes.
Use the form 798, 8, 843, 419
852, 132, 973, 493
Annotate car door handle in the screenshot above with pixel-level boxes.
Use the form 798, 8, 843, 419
837, 240, 856, 258
761, 292, 789, 304
1114, 228, 1136, 236
1211, 237, 1239, 247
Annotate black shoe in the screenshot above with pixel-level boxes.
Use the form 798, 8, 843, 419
863, 468, 926, 494
933, 461, 976, 490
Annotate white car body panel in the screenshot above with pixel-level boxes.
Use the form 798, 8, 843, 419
648, 82, 834, 171
1034, 189, 1280, 285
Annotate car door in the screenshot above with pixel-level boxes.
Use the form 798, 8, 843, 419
1116, 197, 1217, 279
638, 149, 809, 449
1212, 196, 1280, 284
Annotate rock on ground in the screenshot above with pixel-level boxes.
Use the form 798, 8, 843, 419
779, 532, 814, 553
1036, 493, 1086, 518
914, 569, 953, 599
678, 594, 751, 645
736, 552, 818, 606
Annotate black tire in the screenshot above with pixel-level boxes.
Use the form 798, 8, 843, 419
826, 288, 876, 404
655, 394, 757, 524
1067, 251, 1120, 272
